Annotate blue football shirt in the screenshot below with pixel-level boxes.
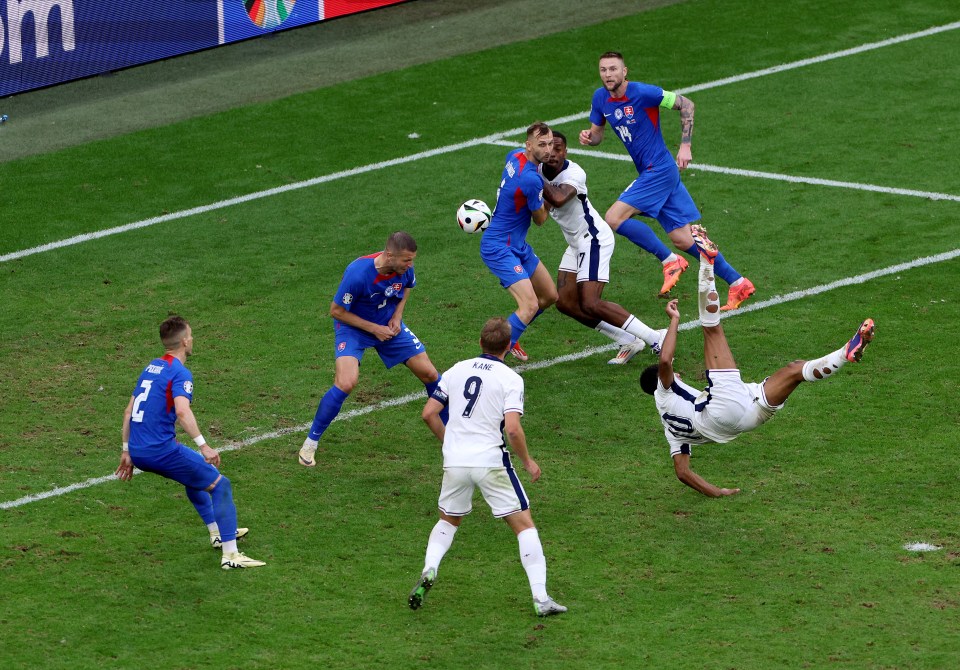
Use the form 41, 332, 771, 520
128, 354, 194, 452
589, 81, 675, 172
333, 253, 417, 326
483, 148, 545, 249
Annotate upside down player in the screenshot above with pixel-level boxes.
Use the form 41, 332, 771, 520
540, 130, 666, 365
299, 231, 446, 467
580, 51, 755, 309
639, 226, 875, 497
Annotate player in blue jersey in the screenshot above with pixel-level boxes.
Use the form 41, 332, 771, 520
579, 51, 755, 310
639, 228, 874, 497
299, 231, 445, 466
115, 315, 265, 570
480, 121, 559, 362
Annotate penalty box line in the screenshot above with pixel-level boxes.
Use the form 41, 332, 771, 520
3, 21, 959, 265
2, 247, 958, 511
484, 139, 960, 203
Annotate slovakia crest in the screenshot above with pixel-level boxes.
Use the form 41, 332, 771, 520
338, 342, 346, 352
514, 265, 523, 274
623, 105, 635, 118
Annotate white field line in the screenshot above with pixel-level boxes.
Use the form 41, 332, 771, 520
486, 139, 960, 202
3, 247, 959, 511
3, 21, 959, 265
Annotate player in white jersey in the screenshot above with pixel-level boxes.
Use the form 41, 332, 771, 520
541, 131, 666, 365
639, 227, 876, 497
409, 317, 566, 617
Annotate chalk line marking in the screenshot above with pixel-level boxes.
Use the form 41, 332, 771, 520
4, 247, 958, 510
485, 139, 960, 202
3, 21, 958, 265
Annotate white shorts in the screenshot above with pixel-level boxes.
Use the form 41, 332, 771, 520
557, 232, 613, 283
437, 465, 529, 518
693, 369, 784, 442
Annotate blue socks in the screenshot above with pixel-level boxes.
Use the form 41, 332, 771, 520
209, 475, 238, 543
308, 385, 350, 441
616, 219, 672, 261
508, 312, 528, 348
684, 244, 742, 285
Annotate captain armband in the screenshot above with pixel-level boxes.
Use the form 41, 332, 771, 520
660, 90, 678, 109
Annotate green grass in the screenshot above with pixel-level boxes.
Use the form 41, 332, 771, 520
2, 0, 960, 668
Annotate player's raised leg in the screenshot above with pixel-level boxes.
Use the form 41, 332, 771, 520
761, 319, 876, 407
690, 227, 737, 369
603, 200, 688, 295
672, 222, 754, 310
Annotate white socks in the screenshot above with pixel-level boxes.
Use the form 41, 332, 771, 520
518, 527, 548, 602
698, 258, 721, 327
801, 348, 847, 381
423, 519, 458, 573
622, 315, 659, 346
595, 321, 635, 346
221, 539, 238, 555
662, 252, 679, 265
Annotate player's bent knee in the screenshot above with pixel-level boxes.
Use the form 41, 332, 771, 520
207, 474, 230, 494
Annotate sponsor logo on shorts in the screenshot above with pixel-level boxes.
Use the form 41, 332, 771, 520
338, 342, 346, 352
514, 265, 523, 274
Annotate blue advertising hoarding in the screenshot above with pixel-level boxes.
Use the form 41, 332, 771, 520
0, 1, 409, 97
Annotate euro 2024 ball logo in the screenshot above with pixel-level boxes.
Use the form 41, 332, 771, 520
245, 0, 296, 29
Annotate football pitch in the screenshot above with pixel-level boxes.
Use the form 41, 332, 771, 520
2, 1, 960, 668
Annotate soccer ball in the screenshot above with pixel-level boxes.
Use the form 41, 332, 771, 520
457, 199, 492, 234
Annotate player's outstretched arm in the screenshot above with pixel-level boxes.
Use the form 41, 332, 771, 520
673, 454, 739, 497
658, 300, 681, 388
421, 397, 446, 443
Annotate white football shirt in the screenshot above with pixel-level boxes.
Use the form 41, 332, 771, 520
654, 377, 714, 457
434, 354, 524, 468
539, 159, 614, 249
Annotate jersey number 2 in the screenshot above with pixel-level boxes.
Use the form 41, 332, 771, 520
131, 380, 153, 424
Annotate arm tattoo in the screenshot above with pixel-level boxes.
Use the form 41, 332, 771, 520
676, 95, 694, 144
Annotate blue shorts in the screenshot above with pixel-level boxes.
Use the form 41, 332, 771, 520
334, 320, 426, 369
619, 163, 701, 232
131, 443, 220, 490
479, 241, 542, 289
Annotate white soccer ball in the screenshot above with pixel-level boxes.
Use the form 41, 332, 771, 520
457, 199, 492, 234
